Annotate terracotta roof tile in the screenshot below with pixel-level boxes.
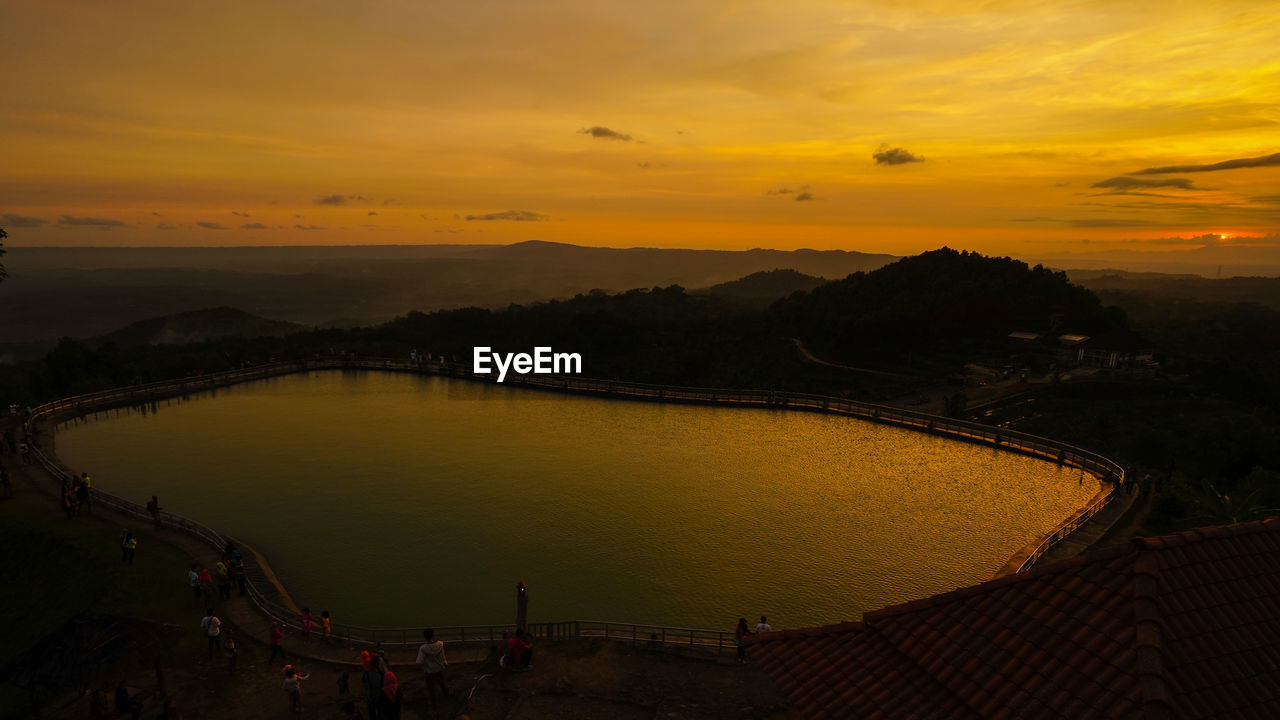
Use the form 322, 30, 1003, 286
746, 517, 1280, 719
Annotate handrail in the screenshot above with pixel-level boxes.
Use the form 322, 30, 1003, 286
26, 355, 1125, 647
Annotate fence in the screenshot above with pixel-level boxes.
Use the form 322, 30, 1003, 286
26, 355, 1125, 648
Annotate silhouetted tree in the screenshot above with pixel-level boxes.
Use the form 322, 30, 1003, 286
0, 227, 7, 281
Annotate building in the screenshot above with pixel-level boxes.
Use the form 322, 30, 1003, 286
1074, 329, 1155, 369
746, 518, 1280, 719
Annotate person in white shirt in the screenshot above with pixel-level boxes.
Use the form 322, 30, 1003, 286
282, 665, 310, 713
200, 609, 222, 658
415, 627, 450, 709
755, 616, 773, 634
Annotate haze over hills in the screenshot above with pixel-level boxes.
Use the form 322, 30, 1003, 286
94, 307, 303, 348
1032, 239, 1280, 279
0, 241, 896, 344
1068, 271, 1280, 311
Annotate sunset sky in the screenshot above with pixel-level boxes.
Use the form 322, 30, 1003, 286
2, 0, 1278, 256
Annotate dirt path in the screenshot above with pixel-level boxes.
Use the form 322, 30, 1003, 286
788, 338, 919, 379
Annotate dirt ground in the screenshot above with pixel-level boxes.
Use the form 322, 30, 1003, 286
34, 627, 792, 720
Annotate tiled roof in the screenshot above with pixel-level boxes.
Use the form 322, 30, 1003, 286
745, 517, 1280, 720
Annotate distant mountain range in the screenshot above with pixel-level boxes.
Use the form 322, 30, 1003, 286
1068, 270, 1280, 311
0, 241, 895, 344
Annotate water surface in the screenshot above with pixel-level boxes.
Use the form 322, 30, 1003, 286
57, 371, 1095, 629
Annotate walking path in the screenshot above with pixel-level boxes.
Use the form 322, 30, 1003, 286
10, 459, 493, 669
1035, 486, 1140, 565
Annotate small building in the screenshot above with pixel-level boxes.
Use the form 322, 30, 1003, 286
1075, 329, 1155, 368
746, 517, 1280, 719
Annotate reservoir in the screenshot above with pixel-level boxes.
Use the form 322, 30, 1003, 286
55, 371, 1096, 629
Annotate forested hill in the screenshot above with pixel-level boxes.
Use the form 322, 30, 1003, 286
699, 269, 827, 306
0, 248, 1129, 402
774, 248, 1125, 365
97, 307, 302, 347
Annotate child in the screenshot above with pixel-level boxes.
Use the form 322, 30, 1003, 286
282, 665, 311, 713
300, 608, 314, 643
321, 610, 333, 645
269, 621, 287, 663
224, 629, 238, 674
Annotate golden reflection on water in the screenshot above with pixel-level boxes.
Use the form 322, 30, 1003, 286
56, 371, 1096, 628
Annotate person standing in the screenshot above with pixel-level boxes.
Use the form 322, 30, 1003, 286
215, 560, 231, 601
121, 532, 137, 565
79, 472, 92, 513
300, 608, 314, 643
268, 621, 287, 663
505, 632, 532, 669
0, 464, 10, 498
416, 628, 450, 709
321, 610, 333, 645
198, 566, 215, 605
361, 656, 384, 720
233, 558, 247, 596
282, 666, 311, 713
224, 629, 238, 674
200, 609, 222, 659
755, 616, 773, 634
734, 618, 752, 664
147, 495, 162, 530
518, 632, 534, 668
379, 671, 402, 720
188, 564, 201, 601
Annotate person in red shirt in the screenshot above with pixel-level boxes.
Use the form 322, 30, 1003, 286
505, 632, 533, 669
198, 567, 215, 605
268, 621, 287, 663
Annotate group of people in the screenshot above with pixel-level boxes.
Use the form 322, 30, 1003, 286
408, 349, 454, 372
60, 471, 92, 519
355, 646, 400, 719
348, 628, 452, 719
267, 628, 452, 719
733, 615, 773, 663
186, 542, 249, 607
299, 607, 334, 644
1, 407, 35, 465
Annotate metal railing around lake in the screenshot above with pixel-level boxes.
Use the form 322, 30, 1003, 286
25, 355, 1125, 648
